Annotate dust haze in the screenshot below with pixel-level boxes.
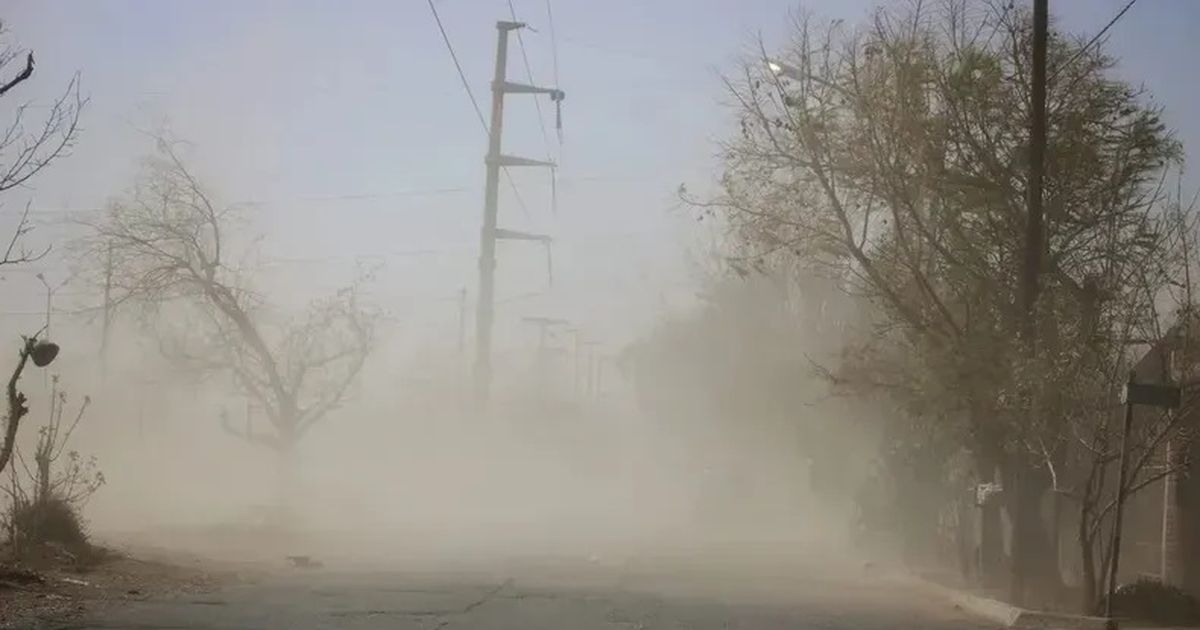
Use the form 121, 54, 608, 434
61, 269, 881, 570
0, 1, 914, 582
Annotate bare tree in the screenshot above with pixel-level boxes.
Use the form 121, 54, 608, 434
0, 22, 84, 264
29, 375, 100, 507
77, 139, 375, 462
1046, 190, 1200, 611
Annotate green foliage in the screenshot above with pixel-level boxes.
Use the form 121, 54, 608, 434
693, 1, 1197, 596
711, 0, 1186, 462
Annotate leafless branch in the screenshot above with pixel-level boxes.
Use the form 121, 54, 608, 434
0, 51, 32, 98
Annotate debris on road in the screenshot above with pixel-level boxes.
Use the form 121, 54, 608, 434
286, 555, 324, 569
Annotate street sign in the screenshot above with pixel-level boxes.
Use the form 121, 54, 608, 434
1123, 382, 1182, 409
975, 482, 1003, 507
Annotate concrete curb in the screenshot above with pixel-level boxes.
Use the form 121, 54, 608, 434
899, 574, 1109, 630
1013, 611, 1109, 630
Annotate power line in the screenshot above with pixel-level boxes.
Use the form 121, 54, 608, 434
427, 0, 489, 134
22, 172, 653, 216
425, 0, 533, 220
508, 0, 559, 216
507, 0, 553, 159
501, 169, 533, 220
1051, 0, 1137, 83
545, 0, 561, 146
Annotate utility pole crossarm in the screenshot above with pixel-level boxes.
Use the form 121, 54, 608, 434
494, 228, 551, 242
490, 154, 556, 168
499, 81, 564, 99
522, 316, 569, 326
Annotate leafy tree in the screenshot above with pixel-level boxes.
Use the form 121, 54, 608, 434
698, 0, 1186, 603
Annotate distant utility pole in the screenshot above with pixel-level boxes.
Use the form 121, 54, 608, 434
566, 327, 582, 399
457, 286, 467, 356
473, 20, 565, 408
582, 340, 602, 400
100, 241, 114, 370
522, 316, 568, 356
594, 353, 605, 400
522, 315, 568, 391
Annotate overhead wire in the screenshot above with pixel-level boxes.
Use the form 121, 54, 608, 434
545, 0, 561, 146
544, 0, 562, 214
504, 0, 558, 283
21, 173, 653, 216
506, 0, 560, 218
425, 0, 532, 219
507, 0, 552, 159
426, 0, 488, 134
1051, 0, 1137, 84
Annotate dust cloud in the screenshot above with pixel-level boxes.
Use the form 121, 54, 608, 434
29, 264, 884, 576
0, 0, 898, 582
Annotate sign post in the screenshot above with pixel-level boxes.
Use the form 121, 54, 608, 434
1106, 372, 1182, 627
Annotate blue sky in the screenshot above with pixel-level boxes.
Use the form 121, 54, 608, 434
2, 0, 1198, 360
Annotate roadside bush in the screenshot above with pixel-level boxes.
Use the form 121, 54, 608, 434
2, 379, 102, 565
8, 495, 91, 557
1104, 578, 1200, 626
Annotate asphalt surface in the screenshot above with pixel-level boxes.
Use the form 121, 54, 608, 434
53, 551, 997, 629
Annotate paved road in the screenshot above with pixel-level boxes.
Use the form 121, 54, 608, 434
57, 552, 994, 630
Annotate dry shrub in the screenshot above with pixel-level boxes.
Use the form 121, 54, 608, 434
7, 495, 92, 561
1103, 577, 1200, 626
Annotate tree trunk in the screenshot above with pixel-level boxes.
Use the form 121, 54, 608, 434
35, 454, 49, 502
0, 345, 32, 475
974, 439, 1005, 589
274, 429, 299, 532
1007, 461, 1060, 607
1080, 525, 1097, 614
956, 496, 973, 583
1163, 438, 1182, 586
1051, 489, 1062, 589
1177, 435, 1200, 598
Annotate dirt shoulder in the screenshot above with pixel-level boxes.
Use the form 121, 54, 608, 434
0, 541, 252, 629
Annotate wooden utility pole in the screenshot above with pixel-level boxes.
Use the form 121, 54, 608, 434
1023, 0, 1048, 341
472, 20, 563, 408
1011, 0, 1048, 606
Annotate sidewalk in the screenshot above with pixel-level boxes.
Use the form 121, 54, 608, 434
892, 568, 1195, 630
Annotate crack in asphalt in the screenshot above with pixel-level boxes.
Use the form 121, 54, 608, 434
430, 578, 513, 629
461, 578, 513, 614
327, 608, 442, 617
